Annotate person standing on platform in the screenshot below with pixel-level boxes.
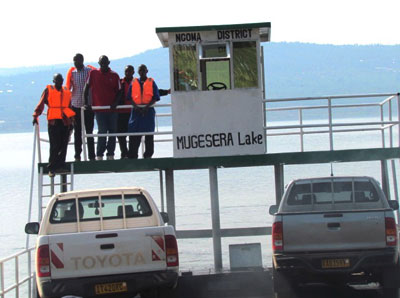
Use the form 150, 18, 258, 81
66, 53, 96, 161
33, 74, 75, 177
84, 55, 121, 160
117, 65, 134, 159
127, 64, 160, 159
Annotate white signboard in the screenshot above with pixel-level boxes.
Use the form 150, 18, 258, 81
171, 29, 260, 44
172, 89, 265, 158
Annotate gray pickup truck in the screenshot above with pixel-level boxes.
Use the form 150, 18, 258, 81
269, 176, 400, 298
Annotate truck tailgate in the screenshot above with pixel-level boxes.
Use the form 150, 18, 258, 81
282, 211, 386, 252
47, 226, 167, 279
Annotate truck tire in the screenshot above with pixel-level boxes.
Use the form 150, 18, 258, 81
382, 287, 400, 298
141, 287, 176, 298
381, 260, 400, 298
272, 266, 296, 298
157, 287, 177, 298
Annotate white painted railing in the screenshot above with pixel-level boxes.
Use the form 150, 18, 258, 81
34, 93, 400, 162
264, 93, 400, 152
0, 247, 35, 298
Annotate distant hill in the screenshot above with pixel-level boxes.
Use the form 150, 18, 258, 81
0, 43, 399, 133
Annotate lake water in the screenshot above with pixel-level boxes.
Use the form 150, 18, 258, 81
0, 122, 398, 273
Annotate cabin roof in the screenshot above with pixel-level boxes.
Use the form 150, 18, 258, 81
156, 22, 271, 47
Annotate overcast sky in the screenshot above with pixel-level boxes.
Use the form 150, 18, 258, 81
1, 0, 399, 68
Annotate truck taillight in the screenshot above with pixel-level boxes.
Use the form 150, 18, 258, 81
385, 217, 397, 247
165, 235, 179, 267
37, 244, 51, 277
272, 221, 283, 252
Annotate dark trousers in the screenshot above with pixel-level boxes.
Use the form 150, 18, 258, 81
48, 120, 71, 171
72, 107, 95, 160
128, 135, 154, 159
117, 113, 130, 158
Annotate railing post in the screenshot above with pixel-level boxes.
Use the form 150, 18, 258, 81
15, 255, 19, 297
381, 160, 391, 200
26, 127, 37, 249
0, 262, 4, 298
274, 164, 284, 205
299, 108, 304, 152
36, 124, 42, 164
328, 97, 333, 150
28, 250, 32, 298
165, 169, 176, 228
38, 167, 43, 221
159, 170, 165, 212
397, 93, 400, 149
380, 104, 385, 148
209, 166, 222, 272
81, 107, 88, 161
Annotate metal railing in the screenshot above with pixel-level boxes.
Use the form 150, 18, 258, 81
264, 93, 400, 152
0, 247, 35, 298
33, 93, 400, 163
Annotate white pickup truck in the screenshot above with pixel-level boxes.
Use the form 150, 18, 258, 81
269, 176, 400, 298
25, 187, 179, 298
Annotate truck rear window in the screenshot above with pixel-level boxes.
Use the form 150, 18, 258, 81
49, 194, 153, 224
287, 180, 379, 205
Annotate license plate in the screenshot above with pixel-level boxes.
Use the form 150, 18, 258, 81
94, 282, 128, 295
321, 258, 350, 269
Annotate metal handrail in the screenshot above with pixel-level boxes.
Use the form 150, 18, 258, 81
80, 104, 172, 160
264, 93, 400, 152
33, 93, 400, 162
0, 247, 35, 298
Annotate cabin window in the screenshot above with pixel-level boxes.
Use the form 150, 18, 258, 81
286, 180, 379, 206
200, 43, 231, 91
173, 44, 198, 91
233, 41, 258, 88
50, 194, 153, 224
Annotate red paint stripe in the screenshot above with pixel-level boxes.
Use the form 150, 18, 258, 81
57, 243, 63, 251
152, 236, 165, 251
152, 250, 161, 261
51, 250, 64, 269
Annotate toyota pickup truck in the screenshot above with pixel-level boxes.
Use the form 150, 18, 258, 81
25, 187, 179, 298
269, 176, 400, 298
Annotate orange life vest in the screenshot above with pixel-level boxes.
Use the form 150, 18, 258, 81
46, 85, 75, 120
131, 78, 154, 105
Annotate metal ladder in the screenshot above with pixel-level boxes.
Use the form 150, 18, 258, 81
37, 164, 75, 221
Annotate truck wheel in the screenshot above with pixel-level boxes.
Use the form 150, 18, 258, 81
141, 287, 177, 298
382, 287, 400, 298
157, 287, 177, 298
272, 266, 296, 298
381, 261, 400, 298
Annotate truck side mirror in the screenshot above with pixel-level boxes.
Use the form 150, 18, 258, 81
269, 205, 279, 215
25, 222, 40, 234
389, 200, 399, 211
160, 212, 169, 223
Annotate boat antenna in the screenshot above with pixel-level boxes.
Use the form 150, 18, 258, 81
330, 163, 334, 177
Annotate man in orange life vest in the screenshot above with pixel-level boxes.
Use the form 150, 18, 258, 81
127, 64, 160, 159
33, 74, 75, 177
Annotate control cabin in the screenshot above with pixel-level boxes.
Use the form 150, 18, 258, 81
156, 22, 271, 158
